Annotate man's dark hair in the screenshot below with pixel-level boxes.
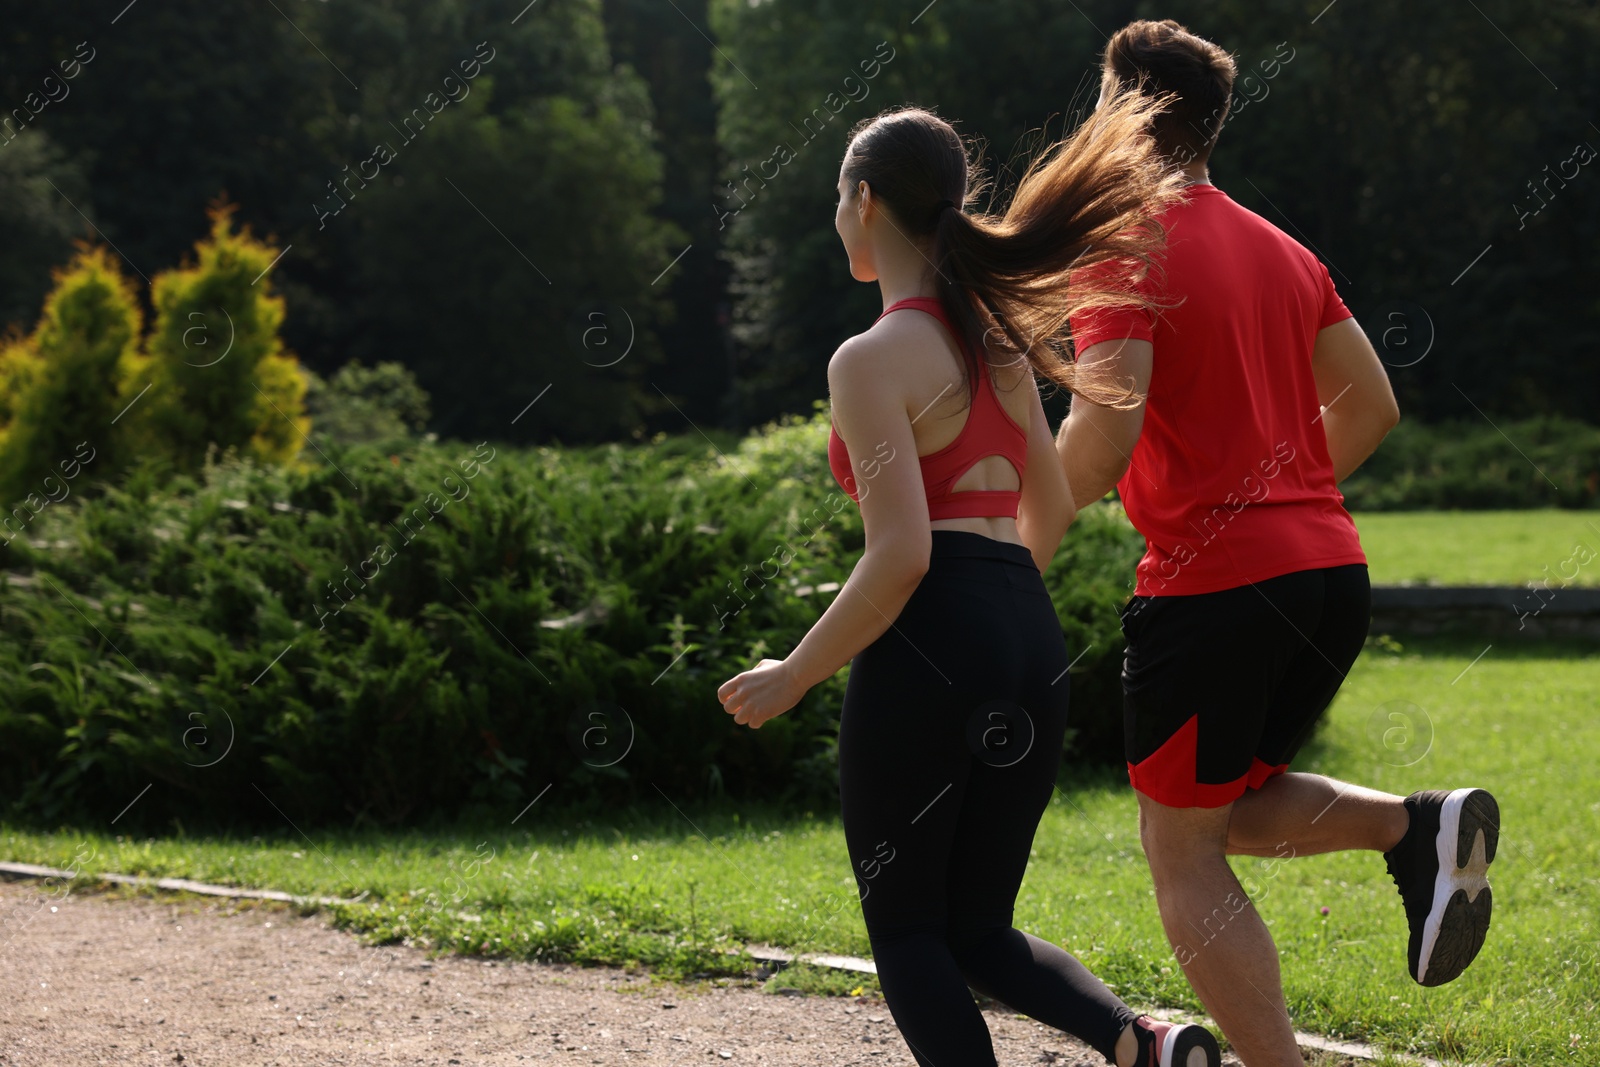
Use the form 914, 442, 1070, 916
1102, 19, 1237, 165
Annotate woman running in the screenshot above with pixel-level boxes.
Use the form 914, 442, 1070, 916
717, 93, 1221, 1067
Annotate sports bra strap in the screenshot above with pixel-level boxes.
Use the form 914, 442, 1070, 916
831, 295, 1028, 521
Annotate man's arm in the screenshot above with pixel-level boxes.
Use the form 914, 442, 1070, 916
1015, 375, 1076, 573
1054, 337, 1152, 510
1311, 317, 1400, 482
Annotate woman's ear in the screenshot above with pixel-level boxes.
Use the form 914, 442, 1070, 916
856, 180, 873, 224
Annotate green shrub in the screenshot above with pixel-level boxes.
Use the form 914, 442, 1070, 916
1340, 416, 1600, 510
0, 244, 142, 505
1041, 501, 1145, 763
0, 411, 1143, 830
127, 205, 310, 474
302, 361, 432, 447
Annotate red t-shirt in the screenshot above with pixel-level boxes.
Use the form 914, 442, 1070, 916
1069, 183, 1366, 596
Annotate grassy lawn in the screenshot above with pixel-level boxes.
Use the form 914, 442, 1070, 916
1355, 509, 1600, 587
4, 637, 1596, 1065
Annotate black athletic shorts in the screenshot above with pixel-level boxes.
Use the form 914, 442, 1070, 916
1119, 564, 1371, 808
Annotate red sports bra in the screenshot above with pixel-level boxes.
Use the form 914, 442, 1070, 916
827, 297, 1029, 520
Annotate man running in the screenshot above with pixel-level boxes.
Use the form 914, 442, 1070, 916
1055, 19, 1499, 1067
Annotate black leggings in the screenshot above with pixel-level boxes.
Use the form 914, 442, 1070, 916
838, 531, 1135, 1066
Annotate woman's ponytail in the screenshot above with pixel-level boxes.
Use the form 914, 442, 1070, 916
843, 93, 1183, 407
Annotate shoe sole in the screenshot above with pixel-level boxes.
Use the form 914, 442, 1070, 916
1415, 787, 1498, 986
1160, 1024, 1222, 1067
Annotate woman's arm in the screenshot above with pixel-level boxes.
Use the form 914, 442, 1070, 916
1014, 375, 1076, 573
718, 333, 932, 729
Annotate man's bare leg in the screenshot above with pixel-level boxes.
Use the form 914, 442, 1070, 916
1139, 793, 1306, 1067
1227, 772, 1408, 857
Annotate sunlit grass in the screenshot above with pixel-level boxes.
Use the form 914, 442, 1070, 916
4, 637, 1595, 1064
1355, 509, 1600, 587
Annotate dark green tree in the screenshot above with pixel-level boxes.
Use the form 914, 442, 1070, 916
601, 0, 732, 427
0, 2, 327, 306
313, 0, 681, 443
0, 130, 90, 333
708, 0, 1600, 425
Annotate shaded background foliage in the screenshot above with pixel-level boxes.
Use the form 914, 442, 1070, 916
708, 0, 1600, 428
0, 0, 679, 444
1, 0, 1595, 443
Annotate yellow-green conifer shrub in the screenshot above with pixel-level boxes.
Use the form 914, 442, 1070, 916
0, 244, 142, 504
133, 204, 309, 473
0, 331, 42, 448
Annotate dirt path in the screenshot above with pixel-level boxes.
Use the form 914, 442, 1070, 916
0, 879, 1262, 1067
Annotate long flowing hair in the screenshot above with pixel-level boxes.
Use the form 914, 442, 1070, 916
841, 92, 1182, 407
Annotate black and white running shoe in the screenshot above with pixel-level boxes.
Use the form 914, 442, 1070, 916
1384, 787, 1499, 986
1131, 1014, 1222, 1067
